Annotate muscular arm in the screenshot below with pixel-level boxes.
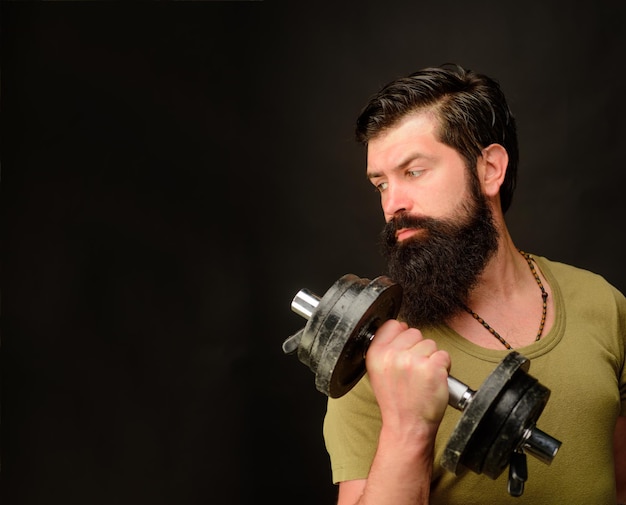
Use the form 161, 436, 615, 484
336, 431, 435, 505
335, 320, 450, 505
615, 415, 626, 503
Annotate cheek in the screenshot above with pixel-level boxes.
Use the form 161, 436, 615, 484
429, 178, 473, 219
447, 170, 475, 204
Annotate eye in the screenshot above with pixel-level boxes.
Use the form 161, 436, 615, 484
374, 181, 388, 193
407, 169, 425, 178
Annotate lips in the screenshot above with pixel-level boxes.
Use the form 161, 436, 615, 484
395, 228, 420, 242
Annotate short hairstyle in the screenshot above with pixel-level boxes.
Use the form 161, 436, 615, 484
355, 64, 519, 214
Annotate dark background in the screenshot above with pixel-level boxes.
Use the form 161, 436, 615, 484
2, 1, 625, 504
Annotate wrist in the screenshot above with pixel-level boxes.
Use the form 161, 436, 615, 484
377, 422, 437, 460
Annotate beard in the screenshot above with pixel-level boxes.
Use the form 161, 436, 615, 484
380, 180, 498, 328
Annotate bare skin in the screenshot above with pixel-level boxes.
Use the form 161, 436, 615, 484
336, 110, 625, 504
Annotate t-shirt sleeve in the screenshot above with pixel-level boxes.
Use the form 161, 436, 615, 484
323, 374, 382, 484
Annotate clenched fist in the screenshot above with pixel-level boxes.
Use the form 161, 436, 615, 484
366, 320, 451, 435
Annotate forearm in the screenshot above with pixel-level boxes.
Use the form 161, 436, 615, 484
356, 425, 436, 505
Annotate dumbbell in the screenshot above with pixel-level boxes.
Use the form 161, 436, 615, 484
282, 274, 562, 497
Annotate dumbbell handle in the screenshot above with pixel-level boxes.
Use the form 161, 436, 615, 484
291, 288, 559, 465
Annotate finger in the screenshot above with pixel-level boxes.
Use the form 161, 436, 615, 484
369, 319, 409, 347
430, 349, 452, 374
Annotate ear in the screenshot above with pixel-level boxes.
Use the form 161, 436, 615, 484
479, 143, 508, 198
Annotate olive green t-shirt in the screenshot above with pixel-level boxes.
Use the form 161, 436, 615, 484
323, 256, 626, 504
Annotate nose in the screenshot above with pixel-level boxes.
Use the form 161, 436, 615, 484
381, 183, 412, 220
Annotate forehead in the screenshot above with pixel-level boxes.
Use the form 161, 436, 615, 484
366, 111, 445, 172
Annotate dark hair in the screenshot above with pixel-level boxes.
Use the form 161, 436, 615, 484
355, 64, 518, 214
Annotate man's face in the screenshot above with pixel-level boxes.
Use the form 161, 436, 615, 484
367, 111, 472, 229
367, 112, 499, 327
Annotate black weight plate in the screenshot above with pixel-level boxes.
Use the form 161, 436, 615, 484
441, 351, 529, 474
297, 274, 364, 372
321, 276, 402, 398
458, 370, 537, 475
309, 277, 368, 376
482, 381, 550, 479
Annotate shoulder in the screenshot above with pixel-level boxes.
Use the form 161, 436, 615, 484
536, 255, 626, 304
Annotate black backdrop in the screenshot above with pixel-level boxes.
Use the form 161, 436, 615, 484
2, 1, 626, 504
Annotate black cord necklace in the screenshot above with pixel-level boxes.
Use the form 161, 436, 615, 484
464, 250, 548, 350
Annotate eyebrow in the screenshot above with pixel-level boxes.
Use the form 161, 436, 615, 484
366, 152, 435, 180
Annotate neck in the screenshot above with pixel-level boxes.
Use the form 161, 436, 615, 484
448, 242, 553, 350
468, 238, 529, 302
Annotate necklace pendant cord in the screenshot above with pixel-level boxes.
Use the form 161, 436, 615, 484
464, 249, 548, 350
